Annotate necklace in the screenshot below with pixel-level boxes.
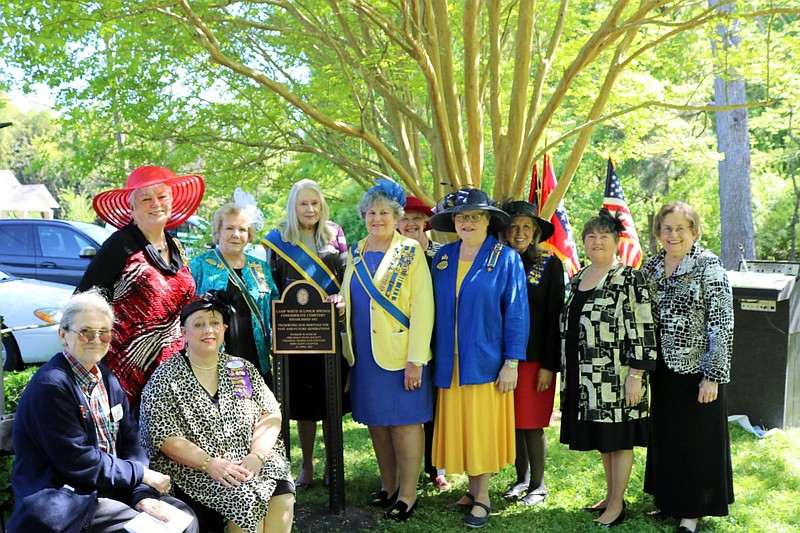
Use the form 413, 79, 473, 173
366, 250, 381, 275
189, 358, 217, 371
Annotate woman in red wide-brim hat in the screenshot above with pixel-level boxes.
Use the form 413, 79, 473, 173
77, 165, 205, 413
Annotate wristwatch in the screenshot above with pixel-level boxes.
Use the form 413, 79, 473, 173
251, 450, 267, 464
504, 359, 519, 369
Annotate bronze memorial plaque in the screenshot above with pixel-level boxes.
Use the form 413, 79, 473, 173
272, 280, 336, 354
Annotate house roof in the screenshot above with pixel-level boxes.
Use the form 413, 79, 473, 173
0, 169, 60, 214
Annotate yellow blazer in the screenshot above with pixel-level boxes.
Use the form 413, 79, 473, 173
342, 232, 434, 371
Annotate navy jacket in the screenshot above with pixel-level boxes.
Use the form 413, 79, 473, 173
431, 236, 530, 388
11, 355, 156, 516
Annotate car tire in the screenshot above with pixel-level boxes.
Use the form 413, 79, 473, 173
1, 332, 21, 372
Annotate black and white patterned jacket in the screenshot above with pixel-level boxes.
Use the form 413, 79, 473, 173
560, 264, 658, 423
642, 243, 733, 383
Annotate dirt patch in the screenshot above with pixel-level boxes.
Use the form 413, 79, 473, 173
293, 502, 378, 533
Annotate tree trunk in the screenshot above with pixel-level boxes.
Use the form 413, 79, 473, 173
710, 0, 755, 269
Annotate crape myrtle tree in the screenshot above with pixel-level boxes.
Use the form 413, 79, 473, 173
2, 1, 798, 242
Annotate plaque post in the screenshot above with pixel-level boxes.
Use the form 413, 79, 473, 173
272, 280, 345, 514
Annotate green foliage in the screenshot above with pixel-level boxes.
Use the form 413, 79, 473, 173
3, 367, 36, 414
57, 189, 97, 222
1, 367, 37, 515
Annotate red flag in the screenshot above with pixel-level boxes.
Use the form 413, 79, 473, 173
531, 153, 581, 277
603, 157, 643, 268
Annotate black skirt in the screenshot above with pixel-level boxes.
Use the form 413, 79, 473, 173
644, 357, 734, 517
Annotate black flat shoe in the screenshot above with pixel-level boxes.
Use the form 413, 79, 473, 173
368, 488, 399, 508
383, 499, 417, 522
502, 482, 529, 500
677, 526, 697, 533
518, 490, 547, 507
594, 509, 625, 528
583, 504, 606, 513
464, 502, 491, 529
447, 492, 475, 512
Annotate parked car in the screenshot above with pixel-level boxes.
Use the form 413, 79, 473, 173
0, 219, 113, 285
0, 269, 73, 371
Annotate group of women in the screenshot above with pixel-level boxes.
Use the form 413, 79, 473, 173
9, 163, 734, 533
332, 184, 733, 533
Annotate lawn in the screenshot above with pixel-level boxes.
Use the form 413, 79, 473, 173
289, 416, 800, 533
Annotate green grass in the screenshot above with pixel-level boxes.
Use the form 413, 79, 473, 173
289, 417, 800, 532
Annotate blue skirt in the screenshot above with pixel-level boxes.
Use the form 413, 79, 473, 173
349, 253, 433, 426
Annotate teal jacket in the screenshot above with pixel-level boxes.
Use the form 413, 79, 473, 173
190, 250, 278, 375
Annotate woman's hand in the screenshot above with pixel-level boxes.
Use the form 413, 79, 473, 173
404, 362, 423, 391
495, 365, 518, 393
142, 467, 171, 494
242, 453, 264, 478
135, 497, 170, 523
326, 294, 346, 310
625, 374, 643, 406
205, 457, 254, 488
535, 368, 554, 393
698, 379, 719, 403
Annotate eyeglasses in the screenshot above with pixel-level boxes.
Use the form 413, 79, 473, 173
454, 213, 485, 223
660, 226, 691, 235
65, 327, 113, 342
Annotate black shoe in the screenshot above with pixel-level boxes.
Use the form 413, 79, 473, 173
677, 526, 697, 533
383, 499, 417, 522
518, 490, 547, 507
447, 492, 475, 512
368, 488, 399, 508
464, 502, 491, 529
594, 509, 625, 528
502, 482, 529, 500
583, 504, 606, 513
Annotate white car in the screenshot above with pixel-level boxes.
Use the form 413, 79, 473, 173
0, 269, 73, 371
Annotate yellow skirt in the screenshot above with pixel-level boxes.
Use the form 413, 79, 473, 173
432, 353, 515, 475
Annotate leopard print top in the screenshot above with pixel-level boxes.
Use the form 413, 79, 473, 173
140, 353, 291, 533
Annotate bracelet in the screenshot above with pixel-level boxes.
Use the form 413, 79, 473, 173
628, 373, 642, 380
201, 455, 211, 473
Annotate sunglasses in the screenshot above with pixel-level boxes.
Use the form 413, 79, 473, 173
64, 327, 113, 343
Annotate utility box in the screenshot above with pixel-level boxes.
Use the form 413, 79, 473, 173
727, 262, 800, 429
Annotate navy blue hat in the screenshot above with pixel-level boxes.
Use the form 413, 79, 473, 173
502, 200, 555, 241
430, 188, 510, 234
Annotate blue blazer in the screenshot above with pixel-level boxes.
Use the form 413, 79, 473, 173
431, 235, 530, 388
11, 355, 155, 519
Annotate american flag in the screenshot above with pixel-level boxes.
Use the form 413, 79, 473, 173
603, 157, 643, 268
530, 153, 581, 276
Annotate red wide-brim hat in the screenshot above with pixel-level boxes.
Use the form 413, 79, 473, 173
92, 166, 205, 230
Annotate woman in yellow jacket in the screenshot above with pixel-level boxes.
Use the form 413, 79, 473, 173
334, 179, 434, 522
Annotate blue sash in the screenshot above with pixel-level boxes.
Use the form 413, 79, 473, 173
213, 248, 269, 340
351, 244, 410, 329
262, 229, 341, 296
